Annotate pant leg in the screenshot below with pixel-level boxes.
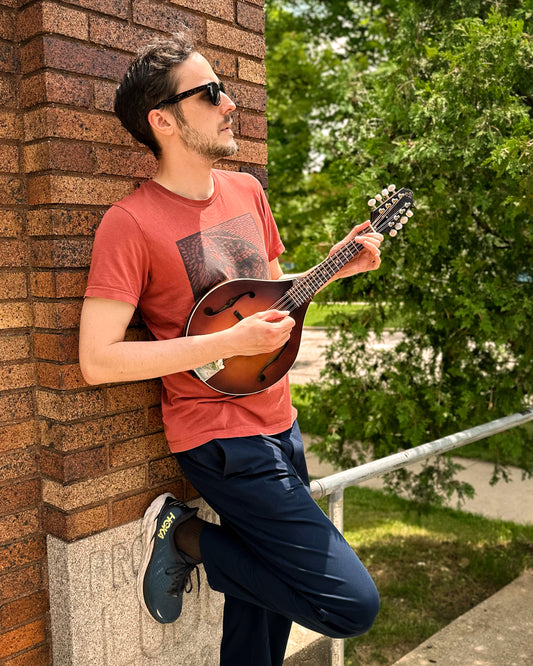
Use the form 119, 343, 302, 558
175, 422, 379, 663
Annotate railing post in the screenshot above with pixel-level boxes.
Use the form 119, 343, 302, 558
328, 489, 345, 666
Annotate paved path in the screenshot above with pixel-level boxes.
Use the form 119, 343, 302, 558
290, 327, 533, 665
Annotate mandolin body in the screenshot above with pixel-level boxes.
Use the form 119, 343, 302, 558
185, 278, 310, 395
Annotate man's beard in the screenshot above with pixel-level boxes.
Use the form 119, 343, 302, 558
179, 116, 238, 161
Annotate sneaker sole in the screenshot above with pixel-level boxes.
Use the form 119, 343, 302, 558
136, 492, 176, 619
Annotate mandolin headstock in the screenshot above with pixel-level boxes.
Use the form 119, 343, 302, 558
366, 185, 414, 237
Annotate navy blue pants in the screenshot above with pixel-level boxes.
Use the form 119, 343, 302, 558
175, 421, 379, 666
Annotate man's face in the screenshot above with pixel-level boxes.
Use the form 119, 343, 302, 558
170, 53, 238, 162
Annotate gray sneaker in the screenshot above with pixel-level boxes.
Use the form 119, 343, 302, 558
137, 492, 199, 623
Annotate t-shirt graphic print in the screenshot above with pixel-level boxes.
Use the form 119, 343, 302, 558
177, 213, 270, 302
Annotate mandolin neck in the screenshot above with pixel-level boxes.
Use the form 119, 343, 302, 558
281, 237, 367, 311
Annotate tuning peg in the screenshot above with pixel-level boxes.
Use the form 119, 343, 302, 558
381, 188, 389, 198
375, 194, 383, 202
395, 222, 403, 230
400, 216, 408, 224
388, 184, 396, 192
406, 209, 414, 217
389, 229, 397, 237
368, 198, 376, 207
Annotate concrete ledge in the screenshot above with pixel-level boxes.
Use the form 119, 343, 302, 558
393, 569, 533, 665
48, 496, 329, 665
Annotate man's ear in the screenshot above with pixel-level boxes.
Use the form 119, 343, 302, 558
147, 109, 175, 139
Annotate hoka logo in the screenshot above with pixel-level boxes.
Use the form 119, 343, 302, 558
157, 512, 175, 540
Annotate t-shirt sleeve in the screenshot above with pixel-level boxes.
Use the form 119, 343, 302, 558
84, 204, 150, 307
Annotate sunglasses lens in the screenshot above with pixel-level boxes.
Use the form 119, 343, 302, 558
208, 82, 225, 105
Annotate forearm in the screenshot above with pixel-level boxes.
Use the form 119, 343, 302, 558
81, 329, 237, 386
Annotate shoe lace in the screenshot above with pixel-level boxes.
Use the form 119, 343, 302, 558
166, 562, 200, 598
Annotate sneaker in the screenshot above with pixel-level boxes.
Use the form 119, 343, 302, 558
137, 492, 200, 623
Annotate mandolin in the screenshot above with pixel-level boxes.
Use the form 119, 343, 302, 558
186, 185, 414, 395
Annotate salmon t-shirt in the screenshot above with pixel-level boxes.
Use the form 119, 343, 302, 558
85, 170, 297, 452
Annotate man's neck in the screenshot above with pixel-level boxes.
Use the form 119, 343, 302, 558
153, 153, 215, 201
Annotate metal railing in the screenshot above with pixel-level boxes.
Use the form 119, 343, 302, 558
309, 407, 533, 666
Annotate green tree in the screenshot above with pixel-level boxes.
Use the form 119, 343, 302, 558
266, 1, 533, 503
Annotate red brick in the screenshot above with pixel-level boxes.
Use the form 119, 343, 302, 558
0, 7, 16, 42
42, 504, 109, 541
0, 564, 42, 605
104, 382, 153, 411
226, 79, 266, 111
64, 0, 129, 19
132, 0, 204, 37
89, 14, 161, 53
0, 41, 18, 75
0, 271, 27, 299
237, 2, 265, 33
0, 422, 36, 454
0, 302, 33, 328
20, 70, 92, 108
111, 480, 185, 527
0, 479, 40, 516
200, 46, 237, 78
0, 110, 23, 141
0, 618, 46, 660
27, 209, 102, 236
17, 2, 89, 42
40, 445, 106, 483
93, 146, 156, 178
32, 300, 82, 329
170, 0, 234, 21
2, 644, 51, 666
148, 455, 182, 485
239, 112, 267, 139
0, 336, 31, 364
36, 388, 105, 421
31, 270, 87, 299
0, 210, 23, 236
238, 57, 266, 84
207, 20, 265, 58
36, 362, 85, 390
23, 107, 131, 145
40, 410, 145, 452
0, 362, 35, 391
0, 448, 38, 484
110, 432, 168, 468
0, 144, 18, 172
93, 80, 116, 112
0, 75, 17, 107
0, 590, 48, 631
228, 138, 267, 165
0, 240, 28, 268
24, 141, 94, 174
0, 535, 46, 576
0, 509, 39, 546
33, 332, 78, 362
30, 238, 93, 269
20, 34, 133, 80
27, 174, 135, 206
0, 175, 23, 205
0, 391, 33, 424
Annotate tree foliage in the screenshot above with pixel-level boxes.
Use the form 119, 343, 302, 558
265, 0, 533, 503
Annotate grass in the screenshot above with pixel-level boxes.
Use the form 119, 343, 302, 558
316, 486, 533, 665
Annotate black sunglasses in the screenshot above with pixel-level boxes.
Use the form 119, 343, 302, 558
152, 81, 226, 110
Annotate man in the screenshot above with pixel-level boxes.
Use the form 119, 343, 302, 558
79, 32, 381, 666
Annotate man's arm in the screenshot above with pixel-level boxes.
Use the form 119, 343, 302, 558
79, 297, 295, 386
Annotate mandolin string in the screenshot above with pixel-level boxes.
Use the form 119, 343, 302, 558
267, 190, 411, 312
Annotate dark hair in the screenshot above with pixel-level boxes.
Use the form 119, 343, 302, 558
114, 32, 196, 158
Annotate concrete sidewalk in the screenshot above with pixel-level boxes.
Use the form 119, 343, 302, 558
291, 327, 533, 665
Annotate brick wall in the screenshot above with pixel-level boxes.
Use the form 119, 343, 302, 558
0, 1, 267, 662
